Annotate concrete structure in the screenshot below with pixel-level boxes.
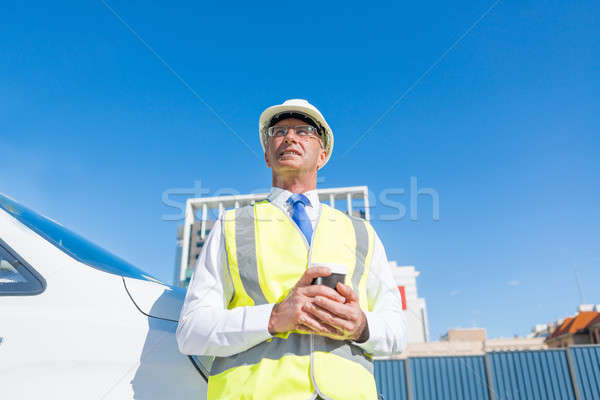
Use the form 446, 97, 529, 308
390, 262, 430, 343
528, 323, 556, 338
174, 186, 370, 287
484, 336, 548, 352
380, 327, 548, 359
441, 327, 486, 342
174, 220, 216, 286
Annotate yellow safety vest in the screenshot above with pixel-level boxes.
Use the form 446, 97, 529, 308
207, 200, 378, 400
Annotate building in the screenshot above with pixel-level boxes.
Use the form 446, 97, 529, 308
381, 327, 548, 359
174, 186, 371, 287
174, 220, 215, 286
528, 323, 556, 338
545, 304, 600, 348
590, 314, 600, 344
390, 262, 430, 343
441, 327, 486, 342
484, 335, 548, 352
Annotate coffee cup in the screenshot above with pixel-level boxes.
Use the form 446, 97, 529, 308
311, 263, 347, 291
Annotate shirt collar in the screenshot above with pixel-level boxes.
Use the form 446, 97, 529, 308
267, 186, 320, 209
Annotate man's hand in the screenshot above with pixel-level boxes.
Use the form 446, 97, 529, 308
268, 267, 346, 336
301, 282, 369, 342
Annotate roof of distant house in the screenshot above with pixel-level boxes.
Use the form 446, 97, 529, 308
548, 317, 573, 340
588, 313, 600, 328
547, 311, 600, 340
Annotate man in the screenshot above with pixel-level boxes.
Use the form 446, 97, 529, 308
176, 99, 407, 399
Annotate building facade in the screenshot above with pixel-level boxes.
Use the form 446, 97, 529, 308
382, 327, 548, 359
390, 262, 430, 343
174, 186, 371, 287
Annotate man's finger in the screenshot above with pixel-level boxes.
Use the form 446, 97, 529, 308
296, 323, 345, 340
313, 296, 353, 320
295, 324, 314, 334
296, 266, 331, 287
298, 312, 338, 334
336, 282, 358, 302
300, 285, 345, 303
303, 302, 354, 332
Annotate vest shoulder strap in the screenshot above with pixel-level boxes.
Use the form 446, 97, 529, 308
222, 203, 268, 307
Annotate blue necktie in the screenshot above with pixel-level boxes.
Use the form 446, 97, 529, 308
287, 193, 313, 245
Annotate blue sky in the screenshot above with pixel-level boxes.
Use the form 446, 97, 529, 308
2, 0, 598, 340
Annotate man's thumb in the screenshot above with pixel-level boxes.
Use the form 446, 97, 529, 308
297, 266, 332, 287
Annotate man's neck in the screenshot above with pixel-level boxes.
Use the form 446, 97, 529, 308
272, 172, 317, 194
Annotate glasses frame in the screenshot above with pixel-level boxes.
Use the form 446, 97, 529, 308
266, 125, 322, 141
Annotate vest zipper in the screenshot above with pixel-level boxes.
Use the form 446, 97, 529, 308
268, 201, 329, 399
305, 207, 329, 400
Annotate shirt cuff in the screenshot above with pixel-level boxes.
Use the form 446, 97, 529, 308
352, 311, 382, 354
243, 303, 275, 346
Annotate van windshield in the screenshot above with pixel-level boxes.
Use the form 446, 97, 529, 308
0, 193, 160, 283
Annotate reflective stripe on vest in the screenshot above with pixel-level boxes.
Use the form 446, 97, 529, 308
208, 201, 377, 400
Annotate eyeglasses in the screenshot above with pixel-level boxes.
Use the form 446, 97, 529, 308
266, 125, 321, 140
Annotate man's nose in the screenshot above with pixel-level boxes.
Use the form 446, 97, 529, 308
283, 128, 300, 143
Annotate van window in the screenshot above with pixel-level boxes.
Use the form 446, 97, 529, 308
0, 243, 45, 295
0, 193, 159, 283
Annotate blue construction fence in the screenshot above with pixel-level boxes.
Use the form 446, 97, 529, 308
374, 344, 600, 400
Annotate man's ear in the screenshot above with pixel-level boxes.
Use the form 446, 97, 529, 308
264, 151, 271, 168
316, 148, 327, 170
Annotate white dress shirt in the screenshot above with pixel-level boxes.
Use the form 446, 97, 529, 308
176, 187, 408, 358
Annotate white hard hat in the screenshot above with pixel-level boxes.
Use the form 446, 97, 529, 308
259, 99, 334, 168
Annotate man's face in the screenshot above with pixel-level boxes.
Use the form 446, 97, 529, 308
264, 117, 327, 173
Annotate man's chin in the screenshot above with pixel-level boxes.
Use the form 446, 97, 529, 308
274, 160, 307, 171
277, 156, 303, 165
